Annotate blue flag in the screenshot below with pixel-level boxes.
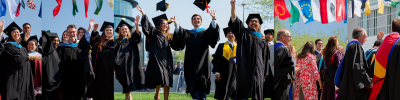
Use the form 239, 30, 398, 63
38, 1, 42, 18
344, 0, 347, 23
0, 0, 5, 17
299, 0, 314, 24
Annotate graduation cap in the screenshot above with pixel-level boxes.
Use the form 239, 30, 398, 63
264, 29, 274, 35
3, 22, 22, 37
193, 0, 211, 12
246, 14, 263, 25
99, 21, 114, 32
156, 0, 169, 12
48, 33, 59, 40
152, 14, 172, 26
115, 20, 133, 33
223, 27, 231, 37
28, 35, 39, 43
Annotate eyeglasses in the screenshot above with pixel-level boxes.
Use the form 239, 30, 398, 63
284, 35, 292, 38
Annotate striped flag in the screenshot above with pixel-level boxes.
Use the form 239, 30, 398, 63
16, 0, 23, 17
27, 0, 36, 10
94, 0, 103, 15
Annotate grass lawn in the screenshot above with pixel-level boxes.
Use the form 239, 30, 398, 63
114, 93, 271, 100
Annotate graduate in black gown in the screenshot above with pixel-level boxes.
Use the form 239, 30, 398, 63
263, 30, 274, 100
274, 29, 295, 100
365, 38, 382, 77
114, 18, 145, 100
211, 27, 237, 100
137, 5, 175, 100
0, 21, 37, 100
334, 27, 372, 100
57, 24, 86, 99
82, 19, 115, 100
169, 6, 220, 100
40, 31, 62, 99
229, 0, 271, 99
27, 35, 43, 99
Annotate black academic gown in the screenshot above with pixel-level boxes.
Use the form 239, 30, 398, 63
365, 50, 377, 77
228, 17, 270, 100
274, 44, 295, 100
315, 53, 323, 100
40, 31, 62, 99
141, 15, 174, 88
336, 42, 371, 100
83, 31, 115, 100
0, 43, 35, 100
211, 43, 236, 100
57, 41, 86, 99
114, 31, 145, 93
376, 41, 400, 100
173, 19, 220, 94
321, 51, 343, 100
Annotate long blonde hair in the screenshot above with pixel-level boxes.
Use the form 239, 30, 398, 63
117, 26, 131, 42
157, 20, 173, 41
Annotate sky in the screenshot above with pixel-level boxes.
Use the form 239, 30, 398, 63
135, 0, 274, 54
282, 0, 347, 40
42, 0, 114, 38
1, 0, 42, 38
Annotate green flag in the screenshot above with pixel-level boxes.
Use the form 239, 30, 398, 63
94, 0, 103, 15
289, 1, 300, 27
21, 0, 25, 9
391, 1, 399, 7
73, 0, 79, 17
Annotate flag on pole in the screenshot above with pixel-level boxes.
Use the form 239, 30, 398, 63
292, 1, 308, 23
299, 0, 314, 24
320, 0, 329, 24
20, 0, 25, 9
27, 0, 36, 10
290, 1, 300, 26
366, 0, 371, 15
327, 0, 336, 23
354, 0, 362, 17
94, 0, 103, 15
16, 0, 23, 17
378, 0, 384, 14
53, 0, 62, 17
85, 0, 89, 17
344, 0, 347, 23
0, 0, 6, 17
311, 0, 321, 22
275, 0, 291, 20
108, 0, 113, 9
390, 1, 399, 7
73, 0, 79, 17
38, 1, 41, 18
336, 0, 346, 23
7, 0, 17, 20
349, 0, 353, 18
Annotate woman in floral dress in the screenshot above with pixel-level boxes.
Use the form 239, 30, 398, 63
294, 41, 323, 100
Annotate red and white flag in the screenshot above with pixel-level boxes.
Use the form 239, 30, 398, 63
27, 0, 35, 10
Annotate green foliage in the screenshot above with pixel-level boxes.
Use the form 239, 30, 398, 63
240, 0, 274, 29
173, 51, 185, 64
274, 19, 347, 55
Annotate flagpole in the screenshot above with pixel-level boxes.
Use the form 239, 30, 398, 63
242, 3, 247, 20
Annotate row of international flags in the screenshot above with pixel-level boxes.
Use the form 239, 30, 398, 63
275, 0, 400, 26
0, 0, 114, 19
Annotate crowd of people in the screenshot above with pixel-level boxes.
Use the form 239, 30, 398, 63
0, 0, 276, 100
274, 18, 400, 100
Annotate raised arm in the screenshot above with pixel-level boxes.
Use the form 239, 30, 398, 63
137, 5, 157, 38
170, 16, 187, 50
131, 15, 142, 44
228, 0, 245, 40
0, 20, 4, 38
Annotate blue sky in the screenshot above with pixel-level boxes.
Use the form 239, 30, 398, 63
42, 0, 113, 38
1, 0, 42, 38
282, 0, 347, 40
136, 0, 273, 54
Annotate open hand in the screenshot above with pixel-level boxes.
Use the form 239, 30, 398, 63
135, 15, 140, 25
170, 16, 176, 22
137, 5, 143, 12
89, 19, 95, 27
0, 20, 4, 30
210, 10, 216, 19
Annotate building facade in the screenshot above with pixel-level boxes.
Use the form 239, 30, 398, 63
347, 4, 398, 50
